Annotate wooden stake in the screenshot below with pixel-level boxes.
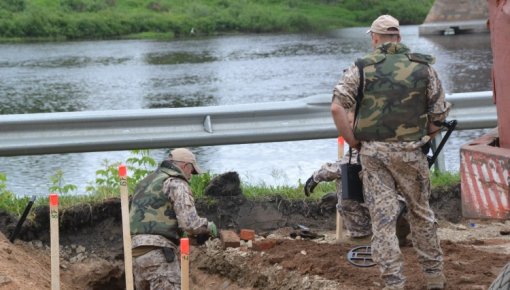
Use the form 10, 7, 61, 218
49, 193, 60, 290
181, 238, 190, 290
119, 165, 134, 290
336, 137, 345, 241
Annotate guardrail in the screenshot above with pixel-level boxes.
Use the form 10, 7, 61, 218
0, 91, 496, 157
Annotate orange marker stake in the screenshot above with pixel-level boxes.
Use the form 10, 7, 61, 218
181, 238, 190, 290
336, 137, 345, 240
338, 136, 345, 159
119, 165, 134, 290
49, 193, 60, 290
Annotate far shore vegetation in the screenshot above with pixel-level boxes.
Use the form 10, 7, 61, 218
0, 0, 434, 41
1, 149, 460, 217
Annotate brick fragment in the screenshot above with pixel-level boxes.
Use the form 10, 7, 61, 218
220, 230, 240, 249
239, 229, 256, 241
252, 239, 277, 251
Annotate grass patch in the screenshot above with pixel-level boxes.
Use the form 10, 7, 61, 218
431, 171, 460, 188
120, 31, 175, 40
0, 149, 461, 218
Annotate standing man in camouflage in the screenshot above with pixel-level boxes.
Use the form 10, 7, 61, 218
330, 15, 450, 290
130, 148, 218, 290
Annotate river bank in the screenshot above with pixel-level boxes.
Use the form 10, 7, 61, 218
0, 0, 433, 41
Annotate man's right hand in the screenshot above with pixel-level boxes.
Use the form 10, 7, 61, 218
208, 221, 218, 238
304, 176, 318, 196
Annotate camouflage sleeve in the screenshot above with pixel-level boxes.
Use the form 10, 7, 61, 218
427, 67, 451, 123
164, 177, 208, 235
332, 64, 360, 110
312, 161, 342, 183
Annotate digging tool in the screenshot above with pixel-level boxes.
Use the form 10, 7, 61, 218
336, 136, 345, 240
9, 195, 36, 243
50, 193, 60, 290
119, 165, 134, 290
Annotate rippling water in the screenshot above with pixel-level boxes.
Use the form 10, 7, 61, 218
0, 25, 493, 195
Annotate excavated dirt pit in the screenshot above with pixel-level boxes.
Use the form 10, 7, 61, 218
1, 182, 510, 289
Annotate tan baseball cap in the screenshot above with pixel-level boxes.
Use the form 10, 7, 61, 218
366, 15, 400, 35
169, 148, 202, 174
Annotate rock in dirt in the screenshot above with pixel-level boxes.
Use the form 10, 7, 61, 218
204, 171, 242, 197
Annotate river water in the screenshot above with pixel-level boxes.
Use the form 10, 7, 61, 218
0, 25, 493, 196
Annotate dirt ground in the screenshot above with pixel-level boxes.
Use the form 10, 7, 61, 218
1, 182, 510, 290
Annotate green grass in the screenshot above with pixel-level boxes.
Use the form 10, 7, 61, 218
0, 148, 460, 218
0, 171, 460, 217
431, 170, 460, 188
0, 0, 434, 41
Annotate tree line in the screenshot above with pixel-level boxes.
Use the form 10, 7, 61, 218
0, 0, 434, 41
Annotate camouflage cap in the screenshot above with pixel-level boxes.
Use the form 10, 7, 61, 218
169, 148, 202, 174
366, 15, 400, 35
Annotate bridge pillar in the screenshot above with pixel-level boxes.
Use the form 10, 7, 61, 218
419, 0, 489, 35
460, 0, 510, 220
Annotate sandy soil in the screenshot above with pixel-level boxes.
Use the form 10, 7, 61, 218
1, 183, 509, 290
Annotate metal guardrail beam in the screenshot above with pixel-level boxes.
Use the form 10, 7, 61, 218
0, 91, 497, 156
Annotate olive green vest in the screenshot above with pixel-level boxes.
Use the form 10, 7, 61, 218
354, 43, 433, 142
129, 162, 185, 242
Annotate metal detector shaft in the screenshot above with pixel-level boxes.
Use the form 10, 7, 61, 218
427, 120, 458, 169
9, 195, 36, 243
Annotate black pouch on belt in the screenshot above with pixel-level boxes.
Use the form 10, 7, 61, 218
162, 247, 175, 263
341, 148, 364, 202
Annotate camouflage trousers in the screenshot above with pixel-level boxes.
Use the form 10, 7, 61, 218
133, 248, 181, 290
313, 158, 371, 237
336, 193, 372, 237
360, 148, 443, 288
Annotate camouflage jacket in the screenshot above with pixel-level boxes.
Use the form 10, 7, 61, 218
130, 161, 209, 247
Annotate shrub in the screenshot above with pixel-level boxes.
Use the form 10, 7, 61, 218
0, 0, 26, 12
60, 0, 114, 13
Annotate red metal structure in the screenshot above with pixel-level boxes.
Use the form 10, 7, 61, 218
460, 0, 510, 219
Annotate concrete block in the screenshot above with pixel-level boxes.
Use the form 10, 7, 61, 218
460, 130, 510, 219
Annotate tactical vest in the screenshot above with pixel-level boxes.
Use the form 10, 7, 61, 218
129, 162, 184, 243
354, 47, 433, 142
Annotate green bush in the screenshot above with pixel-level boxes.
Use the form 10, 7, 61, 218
60, 0, 114, 13
0, 173, 31, 216
49, 170, 78, 195
286, 13, 313, 32
18, 11, 55, 37
0, 18, 23, 37
0, 0, 26, 12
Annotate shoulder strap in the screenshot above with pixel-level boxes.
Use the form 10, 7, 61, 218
353, 60, 364, 124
